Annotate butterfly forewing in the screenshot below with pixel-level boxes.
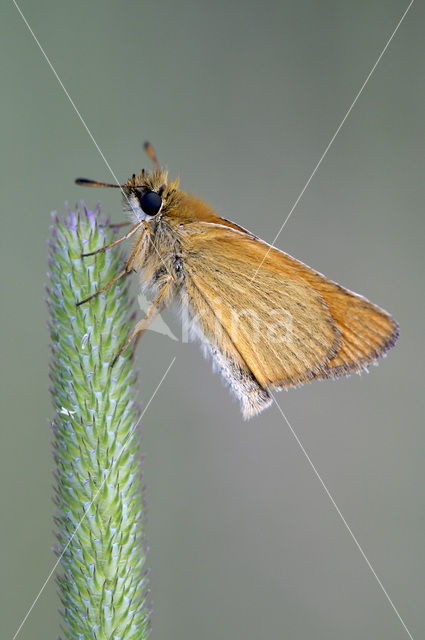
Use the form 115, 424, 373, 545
177, 222, 398, 417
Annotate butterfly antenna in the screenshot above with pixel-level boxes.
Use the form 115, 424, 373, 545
143, 141, 160, 171
75, 178, 125, 188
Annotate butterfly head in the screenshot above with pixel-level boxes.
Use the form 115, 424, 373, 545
75, 142, 181, 222
123, 169, 180, 222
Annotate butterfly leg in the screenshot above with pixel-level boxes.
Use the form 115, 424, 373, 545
76, 268, 130, 306
77, 222, 151, 306
108, 221, 132, 229
81, 220, 145, 258
124, 221, 151, 272
111, 276, 173, 367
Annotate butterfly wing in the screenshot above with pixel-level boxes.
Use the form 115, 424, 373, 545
177, 222, 398, 418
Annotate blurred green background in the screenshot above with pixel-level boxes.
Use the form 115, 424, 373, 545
1, 1, 424, 638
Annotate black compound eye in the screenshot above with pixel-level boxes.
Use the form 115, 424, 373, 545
139, 190, 162, 216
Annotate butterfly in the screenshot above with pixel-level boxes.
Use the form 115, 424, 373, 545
76, 143, 399, 419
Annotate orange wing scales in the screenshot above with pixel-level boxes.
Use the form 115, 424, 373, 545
177, 222, 398, 418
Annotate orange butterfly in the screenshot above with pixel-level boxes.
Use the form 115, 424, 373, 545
76, 143, 398, 418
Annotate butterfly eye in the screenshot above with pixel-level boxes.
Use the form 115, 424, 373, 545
139, 191, 162, 216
